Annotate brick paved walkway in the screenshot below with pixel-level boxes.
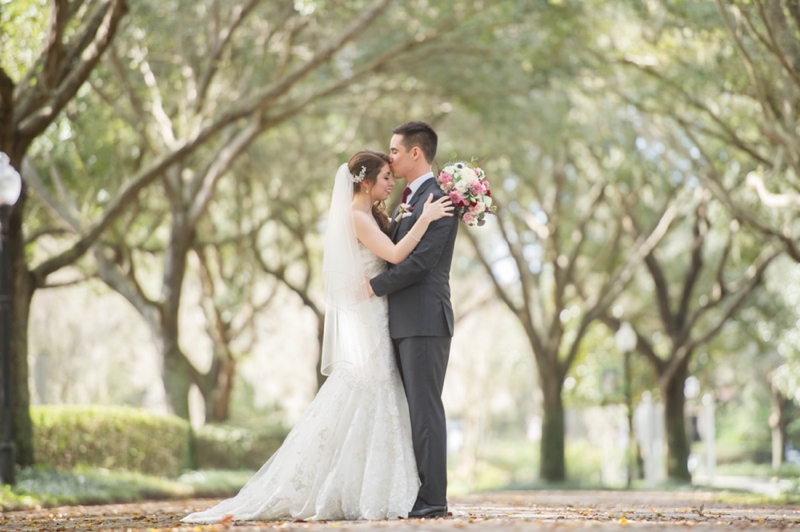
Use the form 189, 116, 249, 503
2, 490, 798, 531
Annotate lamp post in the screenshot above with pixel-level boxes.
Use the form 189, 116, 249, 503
615, 321, 637, 488
0, 153, 21, 486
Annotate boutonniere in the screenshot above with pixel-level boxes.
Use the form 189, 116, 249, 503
394, 203, 414, 223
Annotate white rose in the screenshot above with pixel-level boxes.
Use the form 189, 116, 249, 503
462, 167, 479, 183
455, 179, 469, 193
485, 196, 493, 208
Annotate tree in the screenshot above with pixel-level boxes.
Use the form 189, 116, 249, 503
610, 1, 800, 260
464, 93, 682, 480
0, 0, 128, 466
74, 0, 493, 418
603, 186, 779, 480
85, 0, 401, 418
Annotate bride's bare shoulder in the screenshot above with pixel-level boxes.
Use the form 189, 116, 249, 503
352, 208, 377, 226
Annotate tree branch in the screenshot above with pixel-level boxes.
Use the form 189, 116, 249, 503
676, 200, 708, 338
686, 246, 781, 352
187, 115, 265, 228
42, 0, 70, 90
18, 0, 129, 139
593, 202, 683, 327
93, 245, 160, 319
194, 0, 262, 113
600, 313, 666, 373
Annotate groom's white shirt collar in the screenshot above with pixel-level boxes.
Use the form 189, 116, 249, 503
406, 172, 434, 203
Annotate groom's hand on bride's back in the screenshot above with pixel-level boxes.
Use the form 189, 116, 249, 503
366, 277, 375, 297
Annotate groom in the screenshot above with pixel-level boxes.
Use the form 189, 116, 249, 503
369, 121, 458, 518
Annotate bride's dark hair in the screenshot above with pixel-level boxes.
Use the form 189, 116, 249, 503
348, 150, 391, 235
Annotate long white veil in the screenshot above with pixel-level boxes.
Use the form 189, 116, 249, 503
320, 163, 381, 383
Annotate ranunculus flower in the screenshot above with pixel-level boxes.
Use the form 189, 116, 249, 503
461, 167, 479, 183
472, 202, 486, 214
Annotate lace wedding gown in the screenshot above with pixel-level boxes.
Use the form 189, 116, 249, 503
183, 245, 419, 523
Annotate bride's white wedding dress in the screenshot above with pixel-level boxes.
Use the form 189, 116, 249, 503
183, 244, 419, 523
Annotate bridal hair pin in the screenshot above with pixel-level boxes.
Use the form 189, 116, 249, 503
351, 166, 367, 184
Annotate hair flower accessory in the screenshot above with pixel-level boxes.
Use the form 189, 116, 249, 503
351, 165, 367, 183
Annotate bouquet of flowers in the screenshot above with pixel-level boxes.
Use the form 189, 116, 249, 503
436, 160, 496, 226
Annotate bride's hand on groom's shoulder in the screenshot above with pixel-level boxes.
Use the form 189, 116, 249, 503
421, 193, 454, 223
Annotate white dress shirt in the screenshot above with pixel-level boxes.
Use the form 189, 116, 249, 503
405, 172, 435, 203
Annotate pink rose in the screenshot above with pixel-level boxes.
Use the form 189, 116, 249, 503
463, 213, 474, 224
449, 190, 465, 205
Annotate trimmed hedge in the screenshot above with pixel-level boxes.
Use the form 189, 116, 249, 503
30, 405, 287, 475
31, 405, 191, 476
194, 424, 285, 471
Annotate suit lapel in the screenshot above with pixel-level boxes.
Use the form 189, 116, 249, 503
390, 209, 401, 241
390, 178, 439, 243
410, 178, 438, 210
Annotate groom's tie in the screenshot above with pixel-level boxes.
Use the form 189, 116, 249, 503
401, 186, 411, 204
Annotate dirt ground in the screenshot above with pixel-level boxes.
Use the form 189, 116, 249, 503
2, 490, 799, 531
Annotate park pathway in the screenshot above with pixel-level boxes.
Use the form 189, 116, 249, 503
1, 490, 798, 531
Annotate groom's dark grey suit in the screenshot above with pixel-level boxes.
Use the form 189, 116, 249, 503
370, 177, 458, 508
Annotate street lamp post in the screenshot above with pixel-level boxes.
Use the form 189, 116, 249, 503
615, 321, 637, 488
0, 153, 21, 486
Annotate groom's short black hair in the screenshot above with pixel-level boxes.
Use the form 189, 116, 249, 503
392, 121, 437, 164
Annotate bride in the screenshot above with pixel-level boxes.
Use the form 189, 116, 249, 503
183, 150, 453, 523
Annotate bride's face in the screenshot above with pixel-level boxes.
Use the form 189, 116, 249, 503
370, 163, 394, 202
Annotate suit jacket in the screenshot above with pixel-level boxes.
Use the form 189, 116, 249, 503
370, 177, 459, 339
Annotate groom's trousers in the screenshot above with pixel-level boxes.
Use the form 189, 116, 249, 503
393, 335, 451, 507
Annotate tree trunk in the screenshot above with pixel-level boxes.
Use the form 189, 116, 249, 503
539, 371, 565, 482
769, 381, 789, 470
661, 359, 691, 482
159, 312, 191, 421
7, 192, 34, 467
770, 418, 785, 470
161, 332, 193, 420
160, 225, 194, 419
204, 349, 236, 422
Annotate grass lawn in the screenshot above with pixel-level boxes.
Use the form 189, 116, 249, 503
0, 467, 252, 511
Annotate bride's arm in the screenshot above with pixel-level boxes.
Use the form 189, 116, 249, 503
354, 194, 452, 265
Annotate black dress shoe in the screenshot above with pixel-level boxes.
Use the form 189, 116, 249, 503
408, 504, 448, 518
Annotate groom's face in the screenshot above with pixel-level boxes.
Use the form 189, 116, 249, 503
389, 134, 412, 180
